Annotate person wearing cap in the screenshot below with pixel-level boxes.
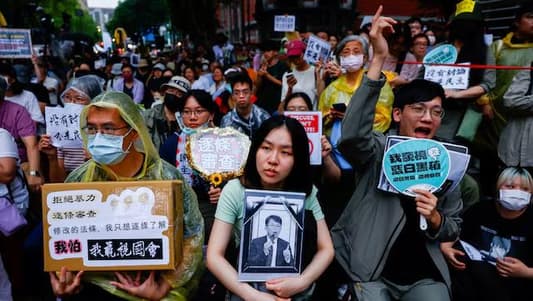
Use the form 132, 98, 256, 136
134, 58, 151, 85
105, 63, 123, 92
143, 75, 191, 151
281, 39, 320, 110
48, 91, 203, 301
146, 62, 166, 97
444, 2, 533, 195
39, 75, 104, 182
111, 63, 144, 104
331, 7, 462, 301
255, 39, 290, 114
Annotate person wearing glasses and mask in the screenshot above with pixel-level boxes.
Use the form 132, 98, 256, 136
331, 6, 462, 300
220, 71, 270, 139
48, 91, 203, 301
39, 75, 103, 182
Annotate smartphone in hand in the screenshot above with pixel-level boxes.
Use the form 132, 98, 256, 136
332, 103, 347, 113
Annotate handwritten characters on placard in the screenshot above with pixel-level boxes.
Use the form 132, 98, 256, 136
45, 105, 84, 148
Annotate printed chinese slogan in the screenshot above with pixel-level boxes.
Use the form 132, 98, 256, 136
45, 105, 84, 148
274, 15, 296, 32
187, 127, 250, 186
379, 136, 470, 197
42, 181, 183, 271
382, 138, 450, 196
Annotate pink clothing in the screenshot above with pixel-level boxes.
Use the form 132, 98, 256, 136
0, 100, 36, 162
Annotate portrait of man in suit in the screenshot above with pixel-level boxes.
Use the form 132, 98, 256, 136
248, 215, 294, 267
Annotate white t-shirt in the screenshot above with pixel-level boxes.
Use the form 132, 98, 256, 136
0, 128, 28, 215
0, 129, 19, 197
5, 90, 45, 124
281, 66, 318, 110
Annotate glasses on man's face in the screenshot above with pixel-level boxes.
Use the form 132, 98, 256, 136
406, 103, 444, 119
182, 109, 208, 117
82, 125, 130, 135
232, 89, 251, 97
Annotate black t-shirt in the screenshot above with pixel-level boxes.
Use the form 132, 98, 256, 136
452, 201, 533, 301
256, 60, 289, 114
381, 196, 442, 285
462, 201, 533, 266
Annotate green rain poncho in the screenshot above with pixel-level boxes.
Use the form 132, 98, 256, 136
66, 91, 204, 300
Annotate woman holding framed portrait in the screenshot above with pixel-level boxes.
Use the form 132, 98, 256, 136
206, 115, 334, 300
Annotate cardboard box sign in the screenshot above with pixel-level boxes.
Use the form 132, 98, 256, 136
41, 180, 183, 272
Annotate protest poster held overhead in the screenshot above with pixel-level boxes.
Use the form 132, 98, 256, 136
0, 28, 32, 58
274, 15, 296, 32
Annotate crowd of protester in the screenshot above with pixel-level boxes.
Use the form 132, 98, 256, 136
0, 2, 532, 300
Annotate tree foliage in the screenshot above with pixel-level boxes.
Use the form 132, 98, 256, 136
40, 0, 99, 40
106, 0, 169, 37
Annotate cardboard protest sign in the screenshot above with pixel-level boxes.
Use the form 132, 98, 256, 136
284, 111, 322, 165
238, 189, 305, 282
274, 15, 296, 32
423, 44, 457, 66
42, 181, 183, 271
0, 28, 32, 58
186, 127, 251, 186
303, 35, 331, 65
382, 139, 450, 197
424, 63, 470, 90
45, 105, 84, 148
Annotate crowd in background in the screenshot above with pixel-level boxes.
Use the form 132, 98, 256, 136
0, 2, 532, 300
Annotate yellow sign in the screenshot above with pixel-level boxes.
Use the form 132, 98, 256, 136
456, 0, 476, 16
113, 27, 127, 48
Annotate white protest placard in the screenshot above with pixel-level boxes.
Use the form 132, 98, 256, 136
45, 105, 84, 148
424, 63, 470, 90
284, 111, 322, 165
274, 15, 296, 32
0, 28, 33, 58
304, 35, 331, 65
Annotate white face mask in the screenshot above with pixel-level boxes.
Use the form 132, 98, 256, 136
340, 54, 364, 72
498, 189, 531, 211
428, 36, 436, 46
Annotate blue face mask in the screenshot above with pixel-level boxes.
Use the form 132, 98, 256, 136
87, 129, 133, 165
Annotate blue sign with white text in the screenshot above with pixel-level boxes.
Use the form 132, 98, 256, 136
423, 44, 457, 65
382, 139, 450, 197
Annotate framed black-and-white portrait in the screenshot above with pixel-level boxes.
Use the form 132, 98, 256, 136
238, 189, 305, 282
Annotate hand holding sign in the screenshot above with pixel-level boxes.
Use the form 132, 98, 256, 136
412, 188, 441, 230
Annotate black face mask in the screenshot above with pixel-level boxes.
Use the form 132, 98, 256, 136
163, 93, 181, 113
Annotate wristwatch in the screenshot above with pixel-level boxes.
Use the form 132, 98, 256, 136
29, 170, 41, 177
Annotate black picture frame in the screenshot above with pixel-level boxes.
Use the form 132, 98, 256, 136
238, 189, 305, 282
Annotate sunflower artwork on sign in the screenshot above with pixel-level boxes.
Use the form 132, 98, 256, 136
186, 127, 251, 187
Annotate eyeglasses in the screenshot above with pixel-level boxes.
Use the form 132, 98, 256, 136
63, 94, 89, 104
82, 125, 130, 135
406, 103, 444, 119
232, 89, 251, 97
182, 109, 208, 117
